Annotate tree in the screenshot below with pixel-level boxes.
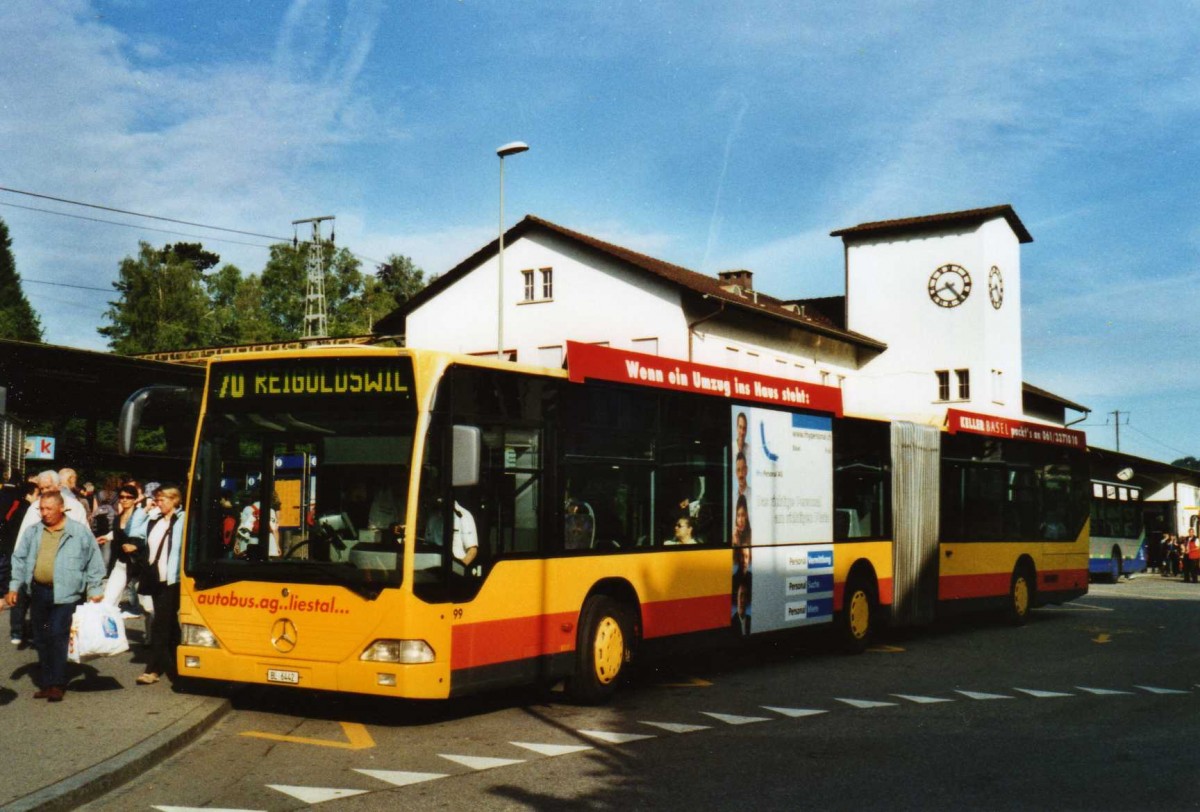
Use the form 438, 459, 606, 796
362, 254, 434, 328
259, 241, 366, 339
1173, 457, 1200, 472
0, 217, 44, 342
98, 242, 214, 353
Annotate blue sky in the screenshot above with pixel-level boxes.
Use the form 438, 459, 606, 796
1, 1, 1198, 462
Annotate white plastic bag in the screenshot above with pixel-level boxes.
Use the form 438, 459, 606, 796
68, 602, 129, 663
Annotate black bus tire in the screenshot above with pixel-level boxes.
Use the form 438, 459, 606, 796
837, 576, 874, 654
1007, 565, 1035, 626
566, 595, 632, 704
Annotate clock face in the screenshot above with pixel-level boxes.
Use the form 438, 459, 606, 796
988, 266, 1004, 309
928, 264, 972, 308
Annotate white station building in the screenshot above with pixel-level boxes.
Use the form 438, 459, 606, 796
378, 204, 1088, 429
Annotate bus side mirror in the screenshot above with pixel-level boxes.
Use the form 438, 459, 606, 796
451, 425, 481, 488
118, 385, 193, 456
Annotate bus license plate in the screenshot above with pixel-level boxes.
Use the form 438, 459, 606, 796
267, 669, 300, 685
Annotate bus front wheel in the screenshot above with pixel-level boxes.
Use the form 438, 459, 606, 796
1007, 566, 1035, 626
566, 595, 632, 704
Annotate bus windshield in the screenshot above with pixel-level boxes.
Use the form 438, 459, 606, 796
185, 356, 418, 597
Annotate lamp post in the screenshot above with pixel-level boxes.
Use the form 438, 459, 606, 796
496, 141, 529, 360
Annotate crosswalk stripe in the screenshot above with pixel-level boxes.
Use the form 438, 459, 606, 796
892, 694, 954, 704
761, 706, 828, 718
354, 769, 448, 787
578, 729, 657, 744
835, 698, 898, 709
267, 785, 369, 804
955, 690, 1013, 700
700, 712, 772, 725
640, 721, 712, 734
1135, 685, 1191, 695
439, 754, 526, 770
1076, 686, 1134, 695
1013, 688, 1073, 698
510, 742, 594, 756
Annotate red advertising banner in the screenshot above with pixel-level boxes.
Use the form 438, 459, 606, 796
565, 341, 843, 416
945, 408, 1086, 449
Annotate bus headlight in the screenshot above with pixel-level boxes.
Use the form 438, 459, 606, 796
181, 624, 221, 649
360, 639, 435, 664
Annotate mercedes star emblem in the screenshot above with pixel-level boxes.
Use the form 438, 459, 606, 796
271, 618, 298, 653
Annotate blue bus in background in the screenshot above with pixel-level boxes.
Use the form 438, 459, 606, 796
1088, 479, 1146, 582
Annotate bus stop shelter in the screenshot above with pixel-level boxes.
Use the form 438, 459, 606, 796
0, 338, 203, 484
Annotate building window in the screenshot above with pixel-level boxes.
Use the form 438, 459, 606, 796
936, 370, 950, 402
820, 370, 830, 386
521, 270, 534, 302
991, 369, 1004, 404
540, 267, 553, 299
538, 345, 563, 368
956, 369, 970, 400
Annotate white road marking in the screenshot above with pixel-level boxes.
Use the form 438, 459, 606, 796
1075, 687, 1134, 695
640, 721, 712, 734
835, 698, 898, 709
1013, 688, 1073, 698
892, 694, 954, 704
1135, 685, 1191, 695
154, 807, 263, 812
956, 690, 1014, 700
578, 729, 657, 744
762, 706, 828, 718
510, 742, 594, 756
267, 785, 369, 804
354, 769, 448, 787
439, 754, 527, 770
700, 711, 772, 724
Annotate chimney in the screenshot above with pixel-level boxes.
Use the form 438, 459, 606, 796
718, 269, 753, 293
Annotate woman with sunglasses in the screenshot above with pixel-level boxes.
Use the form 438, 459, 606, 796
101, 483, 148, 609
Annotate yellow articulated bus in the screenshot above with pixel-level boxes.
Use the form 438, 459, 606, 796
141, 340, 1088, 702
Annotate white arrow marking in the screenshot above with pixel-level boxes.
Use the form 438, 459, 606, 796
1013, 688, 1073, 698
892, 694, 954, 704
762, 706, 829, 718
1135, 685, 1191, 695
956, 690, 1013, 700
510, 742, 594, 757
640, 721, 712, 734
354, 769, 448, 787
835, 698, 898, 709
700, 712, 772, 725
439, 754, 527, 771
267, 785, 369, 804
1075, 686, 1134, 695
578, 729, 657, 744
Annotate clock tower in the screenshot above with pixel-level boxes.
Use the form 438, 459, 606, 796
831, 205, 1030, 425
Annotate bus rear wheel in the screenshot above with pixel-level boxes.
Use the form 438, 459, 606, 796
837, 577, 874, 654
566, 595, 632, 704
1007, 566, 1034, 626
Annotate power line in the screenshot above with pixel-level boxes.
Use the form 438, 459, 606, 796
0, 201, 276, 250
0, 185, 290, 242
1124, 423, 1194, 458
24, 278, 111, 293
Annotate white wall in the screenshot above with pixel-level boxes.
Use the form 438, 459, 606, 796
843, 216, 1025, 423
405, 231, 690, 365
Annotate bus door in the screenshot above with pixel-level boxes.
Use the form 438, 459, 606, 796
890, 422, 940, 626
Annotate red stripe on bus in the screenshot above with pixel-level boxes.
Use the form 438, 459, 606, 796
832, 577, 895, 610
939, 569, 1088, 601
451, 593, 730, 670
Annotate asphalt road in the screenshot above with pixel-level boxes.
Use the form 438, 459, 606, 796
82, 574, 1200, 811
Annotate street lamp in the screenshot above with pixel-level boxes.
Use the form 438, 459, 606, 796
496, 141, 529, 360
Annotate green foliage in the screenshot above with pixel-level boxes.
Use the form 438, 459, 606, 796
1173, 457, 1200, 472
0, 218, 44, 342
98, 242, 214, 353
97, 239, 429, 352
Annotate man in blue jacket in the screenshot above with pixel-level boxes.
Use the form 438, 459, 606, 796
5, 490, 106, 702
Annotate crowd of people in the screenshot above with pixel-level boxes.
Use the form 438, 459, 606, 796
0, 467, 184, 702
1144, 530, 1200, 582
